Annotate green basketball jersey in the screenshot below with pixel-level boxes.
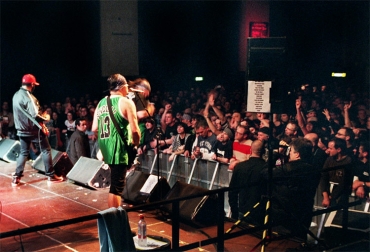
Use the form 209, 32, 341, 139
96, 96, 132, 165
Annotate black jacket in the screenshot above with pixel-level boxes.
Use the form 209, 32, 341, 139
66, 129, 91, 164
228, 157, 267, 223
263, 160, 319, 239
12, 88, 43, 137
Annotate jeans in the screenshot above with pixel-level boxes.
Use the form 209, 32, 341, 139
15, 134, 53, 176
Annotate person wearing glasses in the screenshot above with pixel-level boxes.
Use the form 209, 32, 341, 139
229, 125, 253, 171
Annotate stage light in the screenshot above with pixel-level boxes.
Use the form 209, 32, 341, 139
331, 72, 346, 77
195, 77, 203, 81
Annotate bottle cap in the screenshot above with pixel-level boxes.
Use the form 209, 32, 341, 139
139, 214, 144, 219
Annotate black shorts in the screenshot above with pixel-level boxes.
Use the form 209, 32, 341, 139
109, 164, 128, 196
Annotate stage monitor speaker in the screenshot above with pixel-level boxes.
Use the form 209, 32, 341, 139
123, 170, 170, 205
32, 149, 73, 177
0, 139, 20, 163
162, 181, 222, 227
66, 157, 110, 189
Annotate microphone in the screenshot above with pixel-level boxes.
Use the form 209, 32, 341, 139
129, 88, 144, 93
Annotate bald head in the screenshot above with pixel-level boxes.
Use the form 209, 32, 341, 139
251, 140, 264, 157
304, 133, 318, 147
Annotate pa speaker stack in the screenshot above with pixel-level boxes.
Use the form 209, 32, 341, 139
67, 157, 111, 189
32, 148, 73, 177
0, 139, 20, 163
162, 180, 222, 227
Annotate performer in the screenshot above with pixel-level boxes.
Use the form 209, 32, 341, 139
12, 74, 62, 186
127, 78, 155, 145
92, 74, 141, 207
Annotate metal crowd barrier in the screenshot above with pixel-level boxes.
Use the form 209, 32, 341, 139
138, 150, 369, 223
137, 150, 232, 213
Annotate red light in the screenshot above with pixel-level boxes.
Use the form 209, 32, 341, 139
249, 22, 269, 38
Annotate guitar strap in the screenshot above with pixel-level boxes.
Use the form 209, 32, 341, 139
19, 101, 44, 131
106, 95, 130, 151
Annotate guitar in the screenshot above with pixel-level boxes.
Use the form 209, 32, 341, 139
39, 122, 49, 136
38, 113, 50, 137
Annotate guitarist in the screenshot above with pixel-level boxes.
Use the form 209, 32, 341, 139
12, 74, 63, 186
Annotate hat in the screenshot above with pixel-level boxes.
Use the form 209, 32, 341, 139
22, 74, 39, 85
223, 127, 233, 139
182, 113, 192, 121
259, 127, 270, 135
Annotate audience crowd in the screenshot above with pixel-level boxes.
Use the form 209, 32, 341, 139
1, 79, 369, 240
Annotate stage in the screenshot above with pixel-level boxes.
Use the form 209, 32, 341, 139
0, 159, 368, 251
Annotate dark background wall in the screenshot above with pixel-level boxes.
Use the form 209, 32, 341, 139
1, 1, 369, 105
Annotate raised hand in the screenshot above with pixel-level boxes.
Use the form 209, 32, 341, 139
165, 103, 172, 111
208, 92, 215, 106
295, 98, 301, 109
322, 108, 330, 121
343, 101, 352, 112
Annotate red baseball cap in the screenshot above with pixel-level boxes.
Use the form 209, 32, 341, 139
22, 74, 39, 85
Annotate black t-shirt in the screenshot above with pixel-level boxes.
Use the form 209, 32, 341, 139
164, 122, 178, 140
353, 160, 370, 197
354, 160, 370, 183
213, 140, 233, 159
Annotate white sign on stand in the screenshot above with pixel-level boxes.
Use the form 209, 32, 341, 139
247, 81, 271, 113
140, 175, 160, 194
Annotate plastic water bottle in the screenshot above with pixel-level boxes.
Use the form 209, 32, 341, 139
138, 214, 147, 247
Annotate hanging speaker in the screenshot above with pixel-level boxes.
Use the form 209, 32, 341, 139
0, 139, 20, 163
32, 149, 73, 177
67, 157, 110, 189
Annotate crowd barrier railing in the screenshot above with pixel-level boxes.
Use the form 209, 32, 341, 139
138, 149, 369, 223
138, 150, 232, 214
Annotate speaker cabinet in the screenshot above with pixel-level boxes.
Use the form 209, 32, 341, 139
247, 37, 286, 82
162, 181, 222, 227
67, 157, 110, 189
32, 149, 73, 176
123, 170, 170, 204
0, 139, 20, 163
247, 37, 291, 114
